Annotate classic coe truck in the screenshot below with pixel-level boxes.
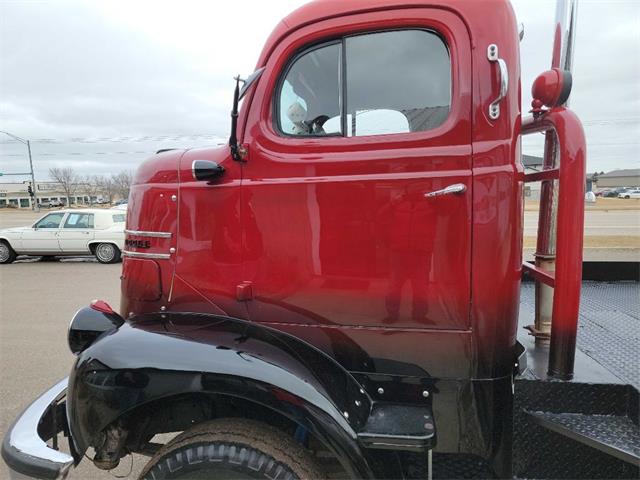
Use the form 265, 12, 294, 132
4, 0, 639, 479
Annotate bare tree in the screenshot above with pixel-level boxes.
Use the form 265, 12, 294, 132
49, 167, 79, 206
112, 170, 133, 201
96, 175, 116, 204
82, 175, 101, 205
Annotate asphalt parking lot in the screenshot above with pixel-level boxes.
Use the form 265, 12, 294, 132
0, 259, 157, 478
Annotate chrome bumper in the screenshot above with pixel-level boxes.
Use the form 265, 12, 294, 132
1, 378, 74, 479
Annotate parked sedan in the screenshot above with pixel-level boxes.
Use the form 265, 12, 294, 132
46, 199, 64, 208
0, 209, 125, 264
604, 187, 628, 198
618, 188, 640, 199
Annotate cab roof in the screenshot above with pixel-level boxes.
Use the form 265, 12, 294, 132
256, 0, 513, 66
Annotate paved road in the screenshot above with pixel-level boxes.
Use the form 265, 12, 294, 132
0, 260, 151, 479
524, 210, 640, 236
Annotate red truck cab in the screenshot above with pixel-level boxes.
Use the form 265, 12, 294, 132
8, 2, 630, 480
123, 0, 523, 383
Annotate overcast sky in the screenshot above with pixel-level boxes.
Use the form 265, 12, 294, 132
1, 0, 638, 181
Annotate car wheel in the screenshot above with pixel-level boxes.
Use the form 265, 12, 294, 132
0, 241, 17, 264
94, 243, 121, 264
625, 195, 630, 199
139, 418, 325, 480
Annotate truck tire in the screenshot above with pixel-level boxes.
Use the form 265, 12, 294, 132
94, 243, 121, 264
0, 240, 17, 264
139, 418, 325, 480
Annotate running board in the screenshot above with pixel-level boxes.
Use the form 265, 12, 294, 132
358, 403, 435, 452
527, 411, 640, 465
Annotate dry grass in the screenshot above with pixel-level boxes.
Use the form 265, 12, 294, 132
524, 235, 640, 249
525, 197, 640, 211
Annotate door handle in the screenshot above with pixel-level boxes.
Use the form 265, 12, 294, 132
424, 183, 467, 198
487, 44, 508, 120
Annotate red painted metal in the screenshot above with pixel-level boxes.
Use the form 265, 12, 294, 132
531, 68, 569, 109
90, 300, 114, 315
243, 7, 473, 333
522, 108, 586, 379
522, 261, 555, 287
524, 168, 559, 182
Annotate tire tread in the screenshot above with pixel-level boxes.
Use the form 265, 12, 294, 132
139, 418, 325, 480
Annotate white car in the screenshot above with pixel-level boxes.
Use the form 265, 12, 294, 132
618, 188, 640, 199
0, 209, 125, 264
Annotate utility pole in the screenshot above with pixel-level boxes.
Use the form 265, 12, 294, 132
0, 131, 39, 211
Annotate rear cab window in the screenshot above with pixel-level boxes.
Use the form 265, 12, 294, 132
112, 214, 126, 223
276, 29, 451, 138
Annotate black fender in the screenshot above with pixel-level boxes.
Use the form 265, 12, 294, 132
67, 312, 374, 478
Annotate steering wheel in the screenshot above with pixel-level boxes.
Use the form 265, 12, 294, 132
306, 115, 330, 135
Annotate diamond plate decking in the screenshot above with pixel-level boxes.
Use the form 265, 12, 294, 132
520, 281, 639, 389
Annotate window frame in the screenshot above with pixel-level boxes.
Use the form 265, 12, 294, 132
273, 27, 451, 140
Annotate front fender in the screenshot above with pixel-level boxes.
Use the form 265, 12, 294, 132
67, 313, 374, 478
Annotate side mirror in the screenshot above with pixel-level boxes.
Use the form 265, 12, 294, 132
192, 160, 225, 182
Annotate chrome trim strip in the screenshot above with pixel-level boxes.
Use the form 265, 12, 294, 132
7, 377, 73, 476
122, 250, 171, 260
124, 229, 172, 239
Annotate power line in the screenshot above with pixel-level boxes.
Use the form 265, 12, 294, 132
0, 133, 225, 145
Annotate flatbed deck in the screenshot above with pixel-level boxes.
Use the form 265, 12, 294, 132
519, 281, 639, 389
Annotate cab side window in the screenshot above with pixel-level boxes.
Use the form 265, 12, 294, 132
277, 30, 450, 138
64, 213, 94, 229
346, 30, 450, 136
35, 213, 65, 229
278, 42, 342, 136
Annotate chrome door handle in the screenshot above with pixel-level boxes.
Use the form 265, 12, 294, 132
424, 183, 467, 198
487, 44, 508, 120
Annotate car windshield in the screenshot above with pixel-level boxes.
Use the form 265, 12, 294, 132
34, 212, 65, 229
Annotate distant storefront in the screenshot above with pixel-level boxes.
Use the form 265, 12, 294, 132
0, 182, 99, 209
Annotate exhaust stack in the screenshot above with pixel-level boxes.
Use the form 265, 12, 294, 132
534, 0, 580, 379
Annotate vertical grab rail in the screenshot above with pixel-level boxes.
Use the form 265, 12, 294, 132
522, 107, 586, 379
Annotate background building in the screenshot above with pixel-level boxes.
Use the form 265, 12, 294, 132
594, 169, 640, 188
0, 182, 99, 209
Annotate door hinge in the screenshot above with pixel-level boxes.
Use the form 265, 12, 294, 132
236, 281, 253, 301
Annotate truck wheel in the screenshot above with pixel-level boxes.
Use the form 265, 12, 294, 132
94, 243, 121, 264
139, 418, 325, 480
0, 241, 17, 264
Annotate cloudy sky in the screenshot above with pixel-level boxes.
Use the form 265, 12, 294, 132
1, 0, 638, 181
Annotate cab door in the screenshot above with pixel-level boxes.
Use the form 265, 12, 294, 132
20, 212, 66, 253
241, 10, 472, 330
57, 212, 95, 253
